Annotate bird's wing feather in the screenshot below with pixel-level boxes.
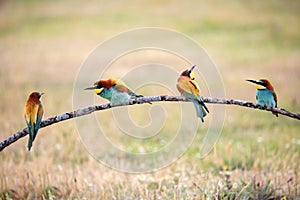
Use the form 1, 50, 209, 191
31, 104, 39, 127
272, 91, 278, 117
24, 104, 33, 124
177, 77, 200, 98
272, 91, 278, 107
25, 103, 39, 134
114, 83, 129, 93
114, 82, 139, 97
34, 103, 43, 134
24, 115, 34, 140
198, 96, 209, 113
24, 114, 30, 128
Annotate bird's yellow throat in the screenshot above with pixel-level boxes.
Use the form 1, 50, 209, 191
190, 71, 195, 80
255, 84, 266, 90
94, 88, 103, 95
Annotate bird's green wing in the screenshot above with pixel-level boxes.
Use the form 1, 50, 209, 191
272, 91, 278, 108
25, 116, 30, 129
114, 83, 129, 93
272, 91, 278, 117
114, 83, 142, 97
33, 103, 44, 140
26, 116, 35, 151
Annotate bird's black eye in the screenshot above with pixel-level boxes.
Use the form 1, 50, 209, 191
94, 83, 101, 88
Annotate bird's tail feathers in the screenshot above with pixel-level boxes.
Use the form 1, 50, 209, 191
27, 124, 38, 151
192, 100, 207, 122
198, 99, 209, 113
27, 134, 33, 151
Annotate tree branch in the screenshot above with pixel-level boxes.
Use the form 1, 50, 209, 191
1, 96, 299, 151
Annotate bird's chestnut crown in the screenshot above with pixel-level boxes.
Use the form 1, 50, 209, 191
181, 65, 196, 80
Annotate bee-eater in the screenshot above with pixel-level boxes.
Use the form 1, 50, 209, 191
85, 78, 143, 104
24, 92, 44, 151
246, 79, 278, 117
177, 65, 209, 122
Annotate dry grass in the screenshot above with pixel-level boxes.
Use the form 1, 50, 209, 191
0, 0, 299, 199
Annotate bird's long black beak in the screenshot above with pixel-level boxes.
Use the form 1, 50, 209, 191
246, 79, 259, 84
40, 92, 45, 96
188, 65, 196, 74
84, 86, 97, 90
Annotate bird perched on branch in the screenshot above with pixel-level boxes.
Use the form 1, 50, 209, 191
246, 79, 278, 117
24, 92, 44, 151
85, 78, 143, 104
177, 65, 209, 122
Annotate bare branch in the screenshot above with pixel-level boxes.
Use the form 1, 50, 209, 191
1, 96, 299, 151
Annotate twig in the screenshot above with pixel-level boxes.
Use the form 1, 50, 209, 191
0, 96, 299, 151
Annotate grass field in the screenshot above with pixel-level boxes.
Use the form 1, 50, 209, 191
0, 0, 299, 199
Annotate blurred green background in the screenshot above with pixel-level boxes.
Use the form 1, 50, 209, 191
0, 0, 299, 199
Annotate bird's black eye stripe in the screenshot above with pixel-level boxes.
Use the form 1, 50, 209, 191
258, 82, 267, 87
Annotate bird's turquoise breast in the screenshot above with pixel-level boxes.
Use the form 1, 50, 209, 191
99, 88, 113, 101
98, 88, 132, 104
256, 89, 276, 107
